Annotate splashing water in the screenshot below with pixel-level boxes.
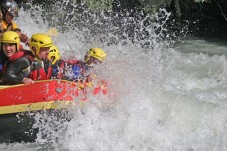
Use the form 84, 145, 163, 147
1, 1, 227, 151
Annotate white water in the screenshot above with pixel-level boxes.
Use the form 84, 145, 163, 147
1, 5, 227, 151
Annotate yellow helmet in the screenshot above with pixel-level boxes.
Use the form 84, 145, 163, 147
30, 33, 53, 56
48, 45, 60, 65
0, 31, 20, 51
85, 48, 107, 62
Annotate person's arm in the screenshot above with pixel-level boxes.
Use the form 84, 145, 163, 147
12, 21, 30, 44
2, 57, 31, 84
15, 30, 29, 44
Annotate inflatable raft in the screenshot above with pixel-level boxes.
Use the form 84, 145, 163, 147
0, 79, 107, 143
0, 79, 79, 143
0, 79, 80, 114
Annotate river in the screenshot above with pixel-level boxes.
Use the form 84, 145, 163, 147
0, 4, 227, 151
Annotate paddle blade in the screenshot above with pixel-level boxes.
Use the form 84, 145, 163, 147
46, 28, 58, 36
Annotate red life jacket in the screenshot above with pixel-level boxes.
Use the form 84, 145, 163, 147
29, 59, 52, 80
52, 59, 65, 79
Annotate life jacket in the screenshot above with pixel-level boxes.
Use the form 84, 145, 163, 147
52, 59, 65, 79
63, 59, 91, 82
0, 20, 19, 33
78, 61, 93, 82
29, 57, 52, 80
68, 60, 91, 75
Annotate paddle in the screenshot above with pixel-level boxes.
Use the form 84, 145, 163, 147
46, 28, 58, 37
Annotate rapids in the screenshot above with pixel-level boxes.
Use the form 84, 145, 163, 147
0, 2, 227, 151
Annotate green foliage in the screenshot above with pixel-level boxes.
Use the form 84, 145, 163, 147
85, 0, 113, 11
139, 0, 171, 14
194, 0, 211, 3
32, 0, 212, 14
142, 0, 172, 6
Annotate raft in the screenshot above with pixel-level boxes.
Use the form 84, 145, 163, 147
0, 79, 79, 143
0, 79, 80, 114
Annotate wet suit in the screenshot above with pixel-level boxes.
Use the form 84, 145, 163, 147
2, 51, 52, 84
1, 52, 31, 84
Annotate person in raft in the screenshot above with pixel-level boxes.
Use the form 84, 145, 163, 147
48, 46, 106, 82
0, 31, 26, 80
80, 48, 108, 95
48, 46, 108, 95
47, 45, 82, 81
1, 32, 53, 84
47, 45, 64, 79
0, 0, 29, 45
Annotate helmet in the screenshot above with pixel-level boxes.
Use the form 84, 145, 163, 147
0, 31, 20, 51
48, 45, 60, 65
1, 0, 19, 17
85, 48, 107, 62
30, 33, 53, 56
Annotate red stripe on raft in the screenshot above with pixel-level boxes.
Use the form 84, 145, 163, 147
0, 80, 78, 106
